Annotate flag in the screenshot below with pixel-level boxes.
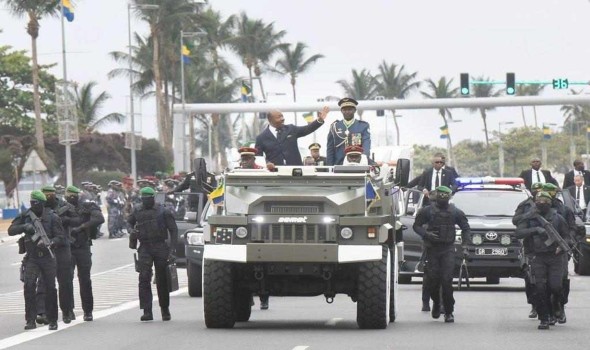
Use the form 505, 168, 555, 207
241, 82, 251, 102
302, 112, 314, 123
440, 125, 449, 139
181, 45, 191, 64
208, 179, 224, 205
543, 126, 551, 140
586, 126, 590, 140
366, 179, 381, 210
62, 0, 74, 22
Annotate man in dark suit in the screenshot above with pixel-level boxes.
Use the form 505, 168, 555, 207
563, 159, 590, 189
408, 153, 460, 189
326, 98, 371, 165
518, 157, 559, 192
255, 107, 329, 168
567, 175, 590, 215
414, 155, 456, 202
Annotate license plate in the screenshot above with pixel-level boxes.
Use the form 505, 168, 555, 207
475, 248, 508, 256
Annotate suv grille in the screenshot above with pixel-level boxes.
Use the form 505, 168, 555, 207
253, 224, 335, 243
270, 206, 320, 214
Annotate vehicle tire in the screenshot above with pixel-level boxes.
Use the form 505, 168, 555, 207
203, 259, 235, 328
389, 247, 399, 323
577, 247, 590, 275
234, 290, 252, 322
486, 277, 500, 284
357, 245, 390, 329
187, 261, 202, 297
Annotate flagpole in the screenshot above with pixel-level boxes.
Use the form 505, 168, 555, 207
60, 1, 73, 186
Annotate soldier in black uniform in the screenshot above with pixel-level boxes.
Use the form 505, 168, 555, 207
8, 190, 65, 330
515, 191, 569, 330
61, 185, 105, 321
413, 186, 470, 323
128, 187, 178, 321
512, 182, 544, 319
326, 98, 371, 165
171, 158, 217, 213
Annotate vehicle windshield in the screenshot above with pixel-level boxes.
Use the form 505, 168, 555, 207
451, 190, 528, 216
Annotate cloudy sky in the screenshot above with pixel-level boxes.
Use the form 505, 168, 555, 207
1, 0, 589, 152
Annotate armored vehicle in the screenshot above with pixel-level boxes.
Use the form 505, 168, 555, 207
202, 162, 409, 329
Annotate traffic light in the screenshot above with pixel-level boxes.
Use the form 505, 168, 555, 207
506, 73, 515, 95
460, 73, 469, 96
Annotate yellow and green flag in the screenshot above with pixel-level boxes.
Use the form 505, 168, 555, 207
181, 45, 191, 64
62, 0, 74, 22
543, 126, 551, 140
302, 112, 315, 123
440, 125, 449, 139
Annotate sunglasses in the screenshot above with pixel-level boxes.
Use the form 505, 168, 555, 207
434, 161, 444, 164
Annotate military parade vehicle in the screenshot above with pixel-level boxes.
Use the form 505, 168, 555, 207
202, 161, 409, 329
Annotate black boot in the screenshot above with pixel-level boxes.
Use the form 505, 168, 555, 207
431, 303, 441, 319
48, 322, 58, 331
63, 311, 72, 324
24, 321, 36, 330
528, 306, 537, 319
260, 296, 269, 310
421, 300, 430, 312
557, 305, 566, 324
83, 312, 93, 321
538, 320, 550, 330
140, 309, 153, 321
161, 307, 171, 321
69, 310, 76, 321
444, 313, 455, 323
36, 313, 48, 325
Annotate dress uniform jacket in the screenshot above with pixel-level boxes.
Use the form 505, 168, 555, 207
326, 119, 371, 166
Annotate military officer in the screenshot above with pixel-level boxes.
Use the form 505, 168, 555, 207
307, 143, 326, 166
8, 191, 65, 330
326, 97, 371, 165
128, 187, 178, 321
238, 146, 263, 169
106, 180, 126, 238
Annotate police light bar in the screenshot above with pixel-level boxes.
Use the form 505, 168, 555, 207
455, 177, 524, 186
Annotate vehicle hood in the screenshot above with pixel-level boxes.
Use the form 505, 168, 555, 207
465, 216, 515, 230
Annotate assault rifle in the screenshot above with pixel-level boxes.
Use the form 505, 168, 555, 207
29, 211, 55, 259
535, 213, 576, 262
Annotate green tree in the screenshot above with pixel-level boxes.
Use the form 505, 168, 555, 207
336, 69, 377, 119
272, 42, 323, 103
75, 81, 125, 133
420, 77, 459, 166
374, 61, 420, 145
3, 0, 60, 163
468, 76, 503, 147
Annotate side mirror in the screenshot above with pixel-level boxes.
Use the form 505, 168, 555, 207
395, 158, 410, 187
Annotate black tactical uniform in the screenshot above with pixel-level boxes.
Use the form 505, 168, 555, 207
61, 186, 105, 321
128, 187, 178, 321
8, 191, 65, 330
515, 192, 569, 330
413, 186, 470, 323
171, 158, 217, 213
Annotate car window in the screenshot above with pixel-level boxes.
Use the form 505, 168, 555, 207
452, 191, 528, 216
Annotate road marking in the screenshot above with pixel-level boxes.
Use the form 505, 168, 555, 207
0, 287, 188, 350
325, 318, 343, 326
10, 262, 21, 266
292, 347, 309, 350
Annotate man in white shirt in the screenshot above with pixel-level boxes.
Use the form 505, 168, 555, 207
518, 157, 559, 192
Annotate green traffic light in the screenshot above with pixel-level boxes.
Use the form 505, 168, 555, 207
506, 87, 515, 95
461, 87, 469, 95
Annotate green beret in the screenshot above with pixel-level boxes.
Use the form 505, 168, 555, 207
140, 187, 155, 196
542, 183, 558, 191
435, 186, 453, 194
30, 190, 47, 202
535, 191, 552, 201
41, 185, 56, 193
66, 185, 81, 194
531, 182, 544, 190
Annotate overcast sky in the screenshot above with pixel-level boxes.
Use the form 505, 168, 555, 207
1, 0, 589, 152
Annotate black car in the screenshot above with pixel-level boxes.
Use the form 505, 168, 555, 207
396, 177, 529, 284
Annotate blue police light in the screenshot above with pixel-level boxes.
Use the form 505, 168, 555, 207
455, 177, 484, 186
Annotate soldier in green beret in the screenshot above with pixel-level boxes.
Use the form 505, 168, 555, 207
128, 186, 178, 322
8, 191, 65, 330
413, 185, 470, 323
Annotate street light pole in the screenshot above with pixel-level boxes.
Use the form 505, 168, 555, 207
498, 121, 514, 177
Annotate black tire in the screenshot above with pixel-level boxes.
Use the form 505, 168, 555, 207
235, 290, 252, 322
203, 259, 236, 328
486, 277, 500, 284
390, 247, 398, 323
187, 261, 202, 297
578, 247, 590, 275
357, 245, 390, 329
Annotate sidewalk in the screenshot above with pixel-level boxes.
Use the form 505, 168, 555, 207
0, 219, 17, 244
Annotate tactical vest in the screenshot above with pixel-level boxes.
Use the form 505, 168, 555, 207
427, 205, 456, 244
134, 205, 167, 242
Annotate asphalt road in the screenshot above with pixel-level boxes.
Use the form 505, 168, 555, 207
0, 235, 589, 350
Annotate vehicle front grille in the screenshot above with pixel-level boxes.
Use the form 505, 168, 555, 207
252, 224, 336, 243
471, 230, 517, 245
266, 203, 323, 214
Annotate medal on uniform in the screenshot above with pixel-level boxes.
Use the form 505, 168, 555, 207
345, 130, 349, 136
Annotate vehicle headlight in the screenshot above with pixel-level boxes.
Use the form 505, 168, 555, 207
340, 227, 353, 240
472, 233, 483, 245
186, 231, 204, 246
500, 234, 511, 246
235, 226, 248, 239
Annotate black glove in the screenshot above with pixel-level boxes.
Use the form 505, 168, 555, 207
71, 226, 83, 234
535, 227, 546, 235
168, 249, 177, 263
61, 217, 71, 226
23, 223, 35, 235
37, 240, 47, 248
424, 231, 439, 241
462, 247, 469, 258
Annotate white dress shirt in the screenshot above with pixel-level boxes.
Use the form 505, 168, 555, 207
532, 169, 546, 184
268, 125, 280, 139
576, 185, 587, 210
431, 169, 441, 191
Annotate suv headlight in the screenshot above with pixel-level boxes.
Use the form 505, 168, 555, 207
472, 233, 483, 245
340, 227, 353, 240
186, 231, 204, 246
236, 226, 248, 239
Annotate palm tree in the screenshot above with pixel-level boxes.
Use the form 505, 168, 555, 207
74, 81, 125, 133
516, 84, 546, 127
374, 61, 420, 145
3, 0, 60, 164
468, 76, 503, 147
421, 77, 459, 166
336, 69, 378, 119
273, 42, 324, 103
108, 33, 156, 98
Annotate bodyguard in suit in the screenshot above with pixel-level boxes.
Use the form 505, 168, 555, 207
518, 157, 559, 192
567, 175, 590, 215
326, 98, 371, 165
412, 156, 456, 207
563, 159, 590, 189
255, 107, 329, 167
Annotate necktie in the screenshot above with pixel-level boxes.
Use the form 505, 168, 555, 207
576, 187, 580, 201
276, 128, 282, 138
435, 171, 440, 188
536, 171, 541, 182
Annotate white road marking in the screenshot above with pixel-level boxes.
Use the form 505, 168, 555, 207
292, 347, 309, 350
325, 317, 343, 326
10, 262, 21, 266
0, 287, 188, 350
